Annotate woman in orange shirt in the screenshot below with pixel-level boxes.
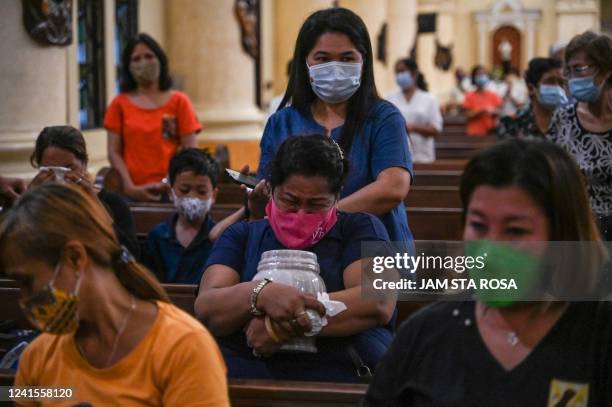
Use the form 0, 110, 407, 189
104, 33, 201, 202
463, 65, 502, 137
1, 184, 229, 406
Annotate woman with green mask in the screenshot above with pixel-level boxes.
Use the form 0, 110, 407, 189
364, 139, 611, 406
0, 184, 229, 406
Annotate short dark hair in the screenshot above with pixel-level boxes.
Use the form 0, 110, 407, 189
279, 8, 380, 154
524, 58, 562, 87
268, 134, 349, 195
119, 33, 172, 92
31, 126, 88, 168
565, 31, 612, 85
168, 148, 219, 187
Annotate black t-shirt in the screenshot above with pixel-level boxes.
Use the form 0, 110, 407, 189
97, 189, 139, 258
363, 301, 612, 407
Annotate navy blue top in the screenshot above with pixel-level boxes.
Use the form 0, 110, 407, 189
257, 101, 414, 244
143, 214, 215, 284
204, 211, 394, 382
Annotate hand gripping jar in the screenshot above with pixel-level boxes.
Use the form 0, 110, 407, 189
253, 250, 327, 353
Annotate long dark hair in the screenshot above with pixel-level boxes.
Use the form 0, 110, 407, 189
119, 33, 172, 92
279, 8, 380, 154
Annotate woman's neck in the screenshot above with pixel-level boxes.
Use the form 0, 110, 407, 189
76, 267, 137, 347
136, 83, 160, 95
402, 87, 417, 101
531, 99, 554, 133
312, 99, 347, 134
587, 85, 612, 120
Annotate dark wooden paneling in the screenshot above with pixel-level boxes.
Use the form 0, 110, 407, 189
405, 186, 461, 208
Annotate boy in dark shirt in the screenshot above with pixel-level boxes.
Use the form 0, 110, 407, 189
143, 149, 218, 284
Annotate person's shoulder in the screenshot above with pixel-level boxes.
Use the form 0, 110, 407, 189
569, 301, 612, 323
155, 302, 217, 344
170, 90, 191, 102
383, 89, 402, 102
337, 211, 389, 239
417, 90, 440, 105
108, 93, 129, 107
368, 99, 404, 122
20, 333, 68, 368
147, 220, 171, 240
396, 301, 467, 338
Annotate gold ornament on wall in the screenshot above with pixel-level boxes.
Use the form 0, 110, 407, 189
22, 0, 73, 46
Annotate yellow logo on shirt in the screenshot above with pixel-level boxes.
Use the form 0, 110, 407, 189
547, 379, 589, 407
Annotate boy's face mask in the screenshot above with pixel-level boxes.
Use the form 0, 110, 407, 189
19, 263, 82, 335
466, 240, 542, 308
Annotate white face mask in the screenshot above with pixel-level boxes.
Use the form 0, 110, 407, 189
307, 61, 362, 104
172, 191, 213, 222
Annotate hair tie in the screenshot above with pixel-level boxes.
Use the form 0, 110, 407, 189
331, 138, 345, 161
116, 245, 134, 266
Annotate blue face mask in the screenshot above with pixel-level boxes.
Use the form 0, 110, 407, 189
568, 76, 602, 103
475, 74, 490, 88
396, 72, 413, 90
308, 61, 362, 104
537, 84, 568, 110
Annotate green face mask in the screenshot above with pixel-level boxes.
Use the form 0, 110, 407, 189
466, 240, 542, 308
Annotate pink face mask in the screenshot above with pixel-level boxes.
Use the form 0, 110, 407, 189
265, 198, 338, 249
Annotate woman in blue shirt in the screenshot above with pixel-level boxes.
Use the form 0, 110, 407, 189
253, 8, 413, 244
196, 135, 396, 382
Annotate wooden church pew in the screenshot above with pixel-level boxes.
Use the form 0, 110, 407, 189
405, 186, 461, 208
229, 379, 367, 407
129, 202, 464, 242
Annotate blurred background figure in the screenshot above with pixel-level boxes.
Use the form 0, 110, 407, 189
386, 58, 442, 163
547, 31, 612, 241
498, 58, 567, 140
499, 67, 529, 117
444, 67, 472, 116
104, 33, 201, 202
28, 125, 139, 257
463, 65, 502, 136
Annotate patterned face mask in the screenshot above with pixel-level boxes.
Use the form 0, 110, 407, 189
19, 263, 82, 335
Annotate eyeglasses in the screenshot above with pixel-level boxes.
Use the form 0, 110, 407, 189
564, 64, 597, 78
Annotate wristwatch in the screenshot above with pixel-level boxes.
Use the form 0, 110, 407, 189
250, 278, 271, 317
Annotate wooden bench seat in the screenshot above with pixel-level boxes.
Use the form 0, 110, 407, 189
229, 379, 367, 407
405, 186, 461, 208
130, 202, 464, 242
413, 170, 462, 187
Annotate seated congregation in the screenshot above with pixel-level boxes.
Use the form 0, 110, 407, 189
0, 6, 610, 407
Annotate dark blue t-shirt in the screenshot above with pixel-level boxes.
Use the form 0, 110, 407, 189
143, 214, 215, 284
204, 211, 394, 382
257, 101, 414, 244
